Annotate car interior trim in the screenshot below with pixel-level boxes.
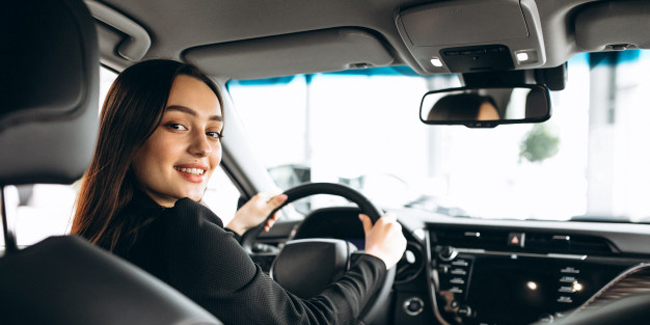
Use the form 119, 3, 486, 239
454, 248, 588, 261
184, 27, 395, 80
425, 230, 454, 325
574, 0, 650, 52
574, 263, 650, 314
84, 0, 152, 61
396, 0, 546, 73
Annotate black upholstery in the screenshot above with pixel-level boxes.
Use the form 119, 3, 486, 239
0, 0, 99, 185
0, 236, 221, 325
0, 1, 222, 324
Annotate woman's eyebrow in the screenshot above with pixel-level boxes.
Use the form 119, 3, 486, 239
166, 105, 223, 121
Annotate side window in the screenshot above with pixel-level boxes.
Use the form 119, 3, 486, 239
6, 183, 78, 246
202, 166, 241, 226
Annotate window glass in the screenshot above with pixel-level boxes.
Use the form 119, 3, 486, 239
228, 52, 650, 223
203, 166, 241, 226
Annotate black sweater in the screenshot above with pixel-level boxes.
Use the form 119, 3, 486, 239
109, 191, 387, 324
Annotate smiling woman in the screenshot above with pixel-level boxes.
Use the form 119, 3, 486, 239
69, 58, 406, 324
131, 75, 224, 207
71, 60, 225, 249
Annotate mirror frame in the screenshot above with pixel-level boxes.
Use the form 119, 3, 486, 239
419, 84, 552, 128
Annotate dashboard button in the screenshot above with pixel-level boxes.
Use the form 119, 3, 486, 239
450, 286, 464, 294
457, 305, 472, 317
452, 259, 469, 267
403, 297, 424, 316
560, 267, 580, 274
558, 286, 574, 293
450, 277, 465, 284
439, 246, 458, 261
560, 276, 576, 283
508, 232, 526, 247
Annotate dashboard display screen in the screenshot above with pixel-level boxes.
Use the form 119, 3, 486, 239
455, 254, 627, 325
467, 256, 560, 324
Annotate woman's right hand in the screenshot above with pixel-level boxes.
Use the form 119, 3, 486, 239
360, 213, 407, 270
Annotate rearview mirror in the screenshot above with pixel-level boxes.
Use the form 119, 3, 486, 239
419, 85, 551, 128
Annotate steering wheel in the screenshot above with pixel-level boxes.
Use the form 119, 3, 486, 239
241, 182, 396, 324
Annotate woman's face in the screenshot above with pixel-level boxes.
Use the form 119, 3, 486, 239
133, 75, 223, 207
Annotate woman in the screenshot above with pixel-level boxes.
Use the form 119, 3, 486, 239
72, 59, 406, 324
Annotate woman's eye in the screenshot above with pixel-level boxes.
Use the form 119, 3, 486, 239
207, 131, 223, 140
166, 123, 188, 131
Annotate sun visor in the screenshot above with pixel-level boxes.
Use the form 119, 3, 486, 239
575, 1, 650, 52
396, 0, 545, 74
183, 28, 394, 80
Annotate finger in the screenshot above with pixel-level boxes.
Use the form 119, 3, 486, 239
266, 194, 288, 208
382, 212, 397, 223
265, 212, 280, 229
359, 214, 373, 234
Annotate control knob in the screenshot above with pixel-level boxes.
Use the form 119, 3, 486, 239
403, 297, 424, 316
438, 245, 458, 261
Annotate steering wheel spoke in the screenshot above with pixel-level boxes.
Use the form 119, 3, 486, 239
240, 182, 395, 324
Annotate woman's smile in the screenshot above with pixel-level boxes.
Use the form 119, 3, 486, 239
174, 163, 209, 183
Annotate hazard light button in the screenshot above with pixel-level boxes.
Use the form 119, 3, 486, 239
507, 232, 526, 248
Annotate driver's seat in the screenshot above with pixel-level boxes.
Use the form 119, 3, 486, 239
0, 1, 222, 324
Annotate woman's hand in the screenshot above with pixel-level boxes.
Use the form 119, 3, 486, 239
360, 213, 407, 270
226, 193, 288, 236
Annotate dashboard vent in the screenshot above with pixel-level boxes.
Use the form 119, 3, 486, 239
431, 228, 618, 256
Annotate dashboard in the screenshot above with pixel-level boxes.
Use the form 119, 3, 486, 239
426, 225, 648, 325
251, 207, 650, 325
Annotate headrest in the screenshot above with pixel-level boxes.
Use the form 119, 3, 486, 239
0, 0, 99, 185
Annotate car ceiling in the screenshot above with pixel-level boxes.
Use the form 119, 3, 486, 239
92, 0, 649, 79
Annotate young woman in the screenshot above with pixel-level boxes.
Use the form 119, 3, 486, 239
71, 59, 406, 324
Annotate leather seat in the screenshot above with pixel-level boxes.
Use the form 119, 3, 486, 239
0, 1, 222, 324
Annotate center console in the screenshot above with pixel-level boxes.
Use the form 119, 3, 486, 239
426, 226, 645, 325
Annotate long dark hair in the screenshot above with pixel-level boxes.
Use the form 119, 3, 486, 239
71, 59, 223, 251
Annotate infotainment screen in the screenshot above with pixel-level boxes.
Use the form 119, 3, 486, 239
467, 255, 565, 324
435, 253, 628, 325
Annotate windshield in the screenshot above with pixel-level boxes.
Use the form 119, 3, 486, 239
228, 51, 650, 223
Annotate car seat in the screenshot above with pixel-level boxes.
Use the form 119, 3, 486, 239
0, 1, 222, 324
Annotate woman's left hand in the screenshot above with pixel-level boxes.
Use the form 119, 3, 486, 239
226, 193, 288, 235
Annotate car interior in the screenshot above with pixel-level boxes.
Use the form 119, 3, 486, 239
4, 0, 650, 324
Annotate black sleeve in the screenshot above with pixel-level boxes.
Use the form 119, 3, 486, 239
159, 198, 386, 325
224, 228, 242, 243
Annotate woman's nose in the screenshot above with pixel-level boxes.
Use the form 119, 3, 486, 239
189, 132, 213, 157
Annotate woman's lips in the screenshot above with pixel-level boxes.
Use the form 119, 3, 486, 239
174, 165, 208, 183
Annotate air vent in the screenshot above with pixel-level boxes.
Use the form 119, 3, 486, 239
526, 233, 619, 255
431, 228, 618, 256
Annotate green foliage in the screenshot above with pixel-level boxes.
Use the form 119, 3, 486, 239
519, 124, 559, 163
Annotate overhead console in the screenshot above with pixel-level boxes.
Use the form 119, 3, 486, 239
395, 0, 546, 74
